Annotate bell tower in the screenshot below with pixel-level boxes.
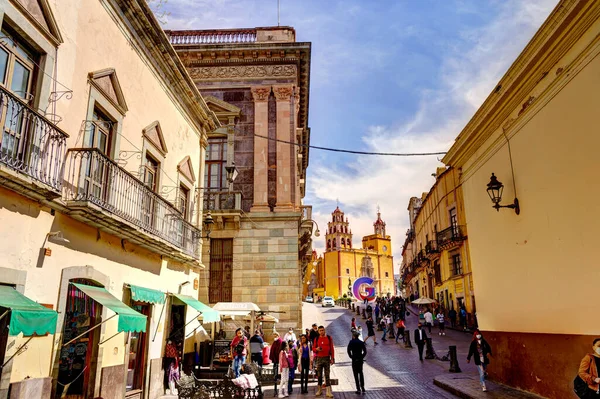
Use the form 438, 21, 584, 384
374, 206, 386, 237
325, 206, 353, 252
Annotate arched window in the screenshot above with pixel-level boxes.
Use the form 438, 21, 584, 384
327, 240, 331, 249
341, 238, 345, 247
332, 239, 337, 250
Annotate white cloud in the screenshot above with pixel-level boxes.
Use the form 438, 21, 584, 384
306, 0, 558, 267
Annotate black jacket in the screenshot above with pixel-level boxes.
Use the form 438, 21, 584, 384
467, 339, 492, 366
347, 338, 367, 362
414, 328, 428, 345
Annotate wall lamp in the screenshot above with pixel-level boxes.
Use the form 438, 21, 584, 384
47, 231, 70, 243
486, 173, 520, 215
299, 219, 320, 237
203, 211, 214, 238
225, 162, 239, 185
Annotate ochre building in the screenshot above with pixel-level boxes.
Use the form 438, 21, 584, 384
317, 207, 395, 299
401, 167, 475, 324
442, 1, 600, 397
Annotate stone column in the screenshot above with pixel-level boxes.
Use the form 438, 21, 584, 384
250, 86, 271, 213
273, 85, 294, 212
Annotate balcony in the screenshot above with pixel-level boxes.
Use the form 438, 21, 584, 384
0, 86, 68, 199
425, 240, 439, 257
203, 190, 242, 211
436, 225, 466, 249
63, 148, 201, 263
167, 29, 257, 45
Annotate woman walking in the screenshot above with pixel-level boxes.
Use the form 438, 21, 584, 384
278, 341, 290, 398
467, 329, 492, 392
297, 334, 313, 394
577, 338, 600, 398
363, 316, 378, 345
436, 310, 446, 336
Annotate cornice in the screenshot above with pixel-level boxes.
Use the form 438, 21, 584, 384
443, 0, 599, 167
103, 0, 220, 135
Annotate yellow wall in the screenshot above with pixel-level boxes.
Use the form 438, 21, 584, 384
445, 16, 600, 335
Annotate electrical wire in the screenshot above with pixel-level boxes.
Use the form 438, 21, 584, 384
253, 133, 447, 157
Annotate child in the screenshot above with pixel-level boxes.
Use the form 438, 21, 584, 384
287, 340, 297, 394
357, 326, 364, 341
278, 341, 290, 398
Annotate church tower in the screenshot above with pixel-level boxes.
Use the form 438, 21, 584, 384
362, 208, 392, 256
374, 206, 386, 237
325, 206, 352, 252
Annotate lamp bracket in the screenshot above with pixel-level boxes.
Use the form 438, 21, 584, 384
493, 198, 520, 215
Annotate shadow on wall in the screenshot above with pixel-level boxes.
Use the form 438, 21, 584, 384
35, 212, 164, 274
0, 186, 42, 218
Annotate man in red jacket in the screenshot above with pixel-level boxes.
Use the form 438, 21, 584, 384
269, 332, 283, 391
313, 326, 334, 397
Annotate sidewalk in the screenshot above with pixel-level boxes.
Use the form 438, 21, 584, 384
434, 373, 547, 399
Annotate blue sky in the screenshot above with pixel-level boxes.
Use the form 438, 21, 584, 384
160, 0, 557, 266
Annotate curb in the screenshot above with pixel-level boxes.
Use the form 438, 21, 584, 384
433, 377, 476, 399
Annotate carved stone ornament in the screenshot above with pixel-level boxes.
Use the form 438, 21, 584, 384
273, 86, 293, 101
251, 87, 271, 102
188, 65, 297, 80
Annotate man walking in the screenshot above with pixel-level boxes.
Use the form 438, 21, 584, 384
347, 329, 367, 394
414, 323, 428, 361
313, 325, 335, 397
309, 323, 319, 343
424, 308, 433, 334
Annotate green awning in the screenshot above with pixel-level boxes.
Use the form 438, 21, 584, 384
173, 294, 221, 323
0, 286, 58, 336
129, 284, 165, 304
72, 283, 147, 333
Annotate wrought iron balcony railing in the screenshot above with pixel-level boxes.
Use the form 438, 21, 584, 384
436, 225, 465, 247
63, 148, 201, 258
167, 29, 257, 45
202, 190, 242, 211
0, 85, 68, 194
425, 240, 439, 255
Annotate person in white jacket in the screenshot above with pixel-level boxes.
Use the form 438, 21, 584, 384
283, 327, 297, 343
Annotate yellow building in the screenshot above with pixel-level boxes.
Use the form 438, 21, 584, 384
442, 1, 600, 397
318, 207, 395, 299
409, 167, 475, 323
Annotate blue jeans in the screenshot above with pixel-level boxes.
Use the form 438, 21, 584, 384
233, 355, 245, 378
381, 326, 388, 340
477, 364, 487, 385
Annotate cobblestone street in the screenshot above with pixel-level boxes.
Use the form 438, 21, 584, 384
265, 302, 481, 398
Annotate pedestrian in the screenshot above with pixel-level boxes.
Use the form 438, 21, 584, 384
460, 307, 467, 331
374, 303, 380, 323
424, 308, 433, 334
381, 314, 392, 342
249, 329, 264, 366
284, 327, 297, 343
436, 311, 445, 336
244, 325, 251, 339
297, 334, 313, 394
230, 328, 248, 378
448, 308, 457, 328
357, 326, 364, 341
351, 317, 357, 330
414, 322, 428, 361
269, 332, 283, 385
366, 303, 373, 319
162, 338, 180, 395
467, 329, 493, 392
313, 325, 335, 398
395, 319, 405, 344
287, 340, 297, 394
347, 329, 367, 394
309, 323, 319, 343
576, 338, 600, 398
278, 341, 290, 398
363, 316, 378, 346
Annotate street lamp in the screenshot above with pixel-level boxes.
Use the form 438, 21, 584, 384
203, 211, 214, 238
486, 173, 520, 215
299, 219, 320, 237
225, 162, 239, 185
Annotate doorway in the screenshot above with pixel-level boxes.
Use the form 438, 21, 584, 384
127, 303, 150, 393
55, 279, 103, 399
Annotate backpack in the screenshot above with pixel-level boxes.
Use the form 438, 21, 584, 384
235, 340, 245, 355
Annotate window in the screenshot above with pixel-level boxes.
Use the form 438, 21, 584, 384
204, 137, 227, 190
385, 272, 389, 277
0, 26, 39, 161
451, 253, 462, 276
346, 268, 350, 275
449, 208, 458, 236
84, 108, 113, 155
142, 155, 159, 192
434, 261, 441, 283
81, 109, 114, 200
177, 185, 190, 220
209, 239, 233, 303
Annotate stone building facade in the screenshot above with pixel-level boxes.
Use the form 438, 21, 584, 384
0, 1, 218, 398
167, 27, 313, 331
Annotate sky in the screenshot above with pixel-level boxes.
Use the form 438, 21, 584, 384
159, 0, 558, 270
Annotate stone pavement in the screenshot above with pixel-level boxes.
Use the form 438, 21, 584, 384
434, 374, 546, 399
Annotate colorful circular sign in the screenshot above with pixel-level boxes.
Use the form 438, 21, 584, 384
352, 277, 376, 301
